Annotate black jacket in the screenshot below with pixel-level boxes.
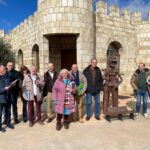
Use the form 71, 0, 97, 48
7, 69, 19, 95
43, 71, 58, 97
0, 74, 10, 103
83, 65, 103, 94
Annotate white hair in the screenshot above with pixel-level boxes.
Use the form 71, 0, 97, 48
30, 65, 37, 70
59, 68, 69, 76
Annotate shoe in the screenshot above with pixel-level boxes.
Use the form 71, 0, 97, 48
144, 113, 149, 119
14, 119, 20, 124
135, 113, 139, 117
0, 128, 6, 133
29, 122, 34, 127
47, 118, 53, 123
56, 123, 61, 131
86, 117, 90, 121
6, 124, 14, 129
64, 122, 69, 129
2, 120, 6, 125
79, 118, 84, 123
38, 121, 44, 125
23, 119, 27, 123
95, 116, 101, 120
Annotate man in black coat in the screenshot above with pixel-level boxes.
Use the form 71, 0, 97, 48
43, 63, 58, 123
83, 58, 103, 121
0, 64, 14, 132
4, 62, 19, 124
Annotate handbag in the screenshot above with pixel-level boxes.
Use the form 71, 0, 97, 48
22, 90, 30, 101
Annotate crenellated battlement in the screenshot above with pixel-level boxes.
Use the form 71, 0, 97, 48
96, 1, 149, 24
38, 0, 94, 12
10, 11, 39, 35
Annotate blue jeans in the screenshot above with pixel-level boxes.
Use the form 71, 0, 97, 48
86, 93, 100, 118
22, 100, 27, 121
136, 89, 148, 114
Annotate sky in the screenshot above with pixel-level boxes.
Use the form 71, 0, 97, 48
0, 0, 150, 32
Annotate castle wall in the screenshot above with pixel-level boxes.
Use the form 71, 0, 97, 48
5, 0, 150, 93
96, 1, 138, 93
137, 20, 150, 67
9, 0, 95, 73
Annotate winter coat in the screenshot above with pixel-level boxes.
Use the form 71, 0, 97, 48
131, 68, 150, 96
70, 70, 87, 94
7, 69, 19, 96
52, 77, 77, 114
83, 65, 103, 94
22, 73, 45, 101
43, 71, 58, 96
0, 74, 9, 103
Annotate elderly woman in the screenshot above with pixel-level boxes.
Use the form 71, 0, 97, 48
52, 69, 77, 130
22, 66, 45, 127
18, 66, 30, 123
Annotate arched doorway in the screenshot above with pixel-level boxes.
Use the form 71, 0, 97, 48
107, 41, 122, 70
18, 50, 23, 68
32, 44, 39, 71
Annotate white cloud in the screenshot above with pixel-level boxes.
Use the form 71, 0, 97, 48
0, 0, 7, 6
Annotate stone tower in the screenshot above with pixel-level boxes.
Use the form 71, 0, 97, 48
6, 0, 150, 93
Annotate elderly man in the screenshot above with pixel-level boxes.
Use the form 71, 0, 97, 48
70, 64, 87, 123
83, 58, 103, 121
22, 66, 45, 127
3, 62, 19, 124
131, 63, 150, 119
0, 64, 14, 132
43, 63, 58, 123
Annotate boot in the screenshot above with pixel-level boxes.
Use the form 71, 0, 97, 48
64, 120, 70, 129
56, 122, 61, 131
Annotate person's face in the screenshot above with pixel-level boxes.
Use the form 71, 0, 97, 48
0, 66, 6, 75
7, 63, 14, 71
48, 64, 54, 72
138, 64, 145, 71
62, 72, 68, 79
23, 70, 28, 75
30, 67, 36, 75
72, 64, 78, 73
91, 60, 97, 68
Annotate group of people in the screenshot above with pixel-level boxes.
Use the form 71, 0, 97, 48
0, 58, 150, 132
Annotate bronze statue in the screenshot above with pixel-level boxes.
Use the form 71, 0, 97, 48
103, 58, 123, 114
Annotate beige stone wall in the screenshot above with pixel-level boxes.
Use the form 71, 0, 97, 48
9, 0, 95, 73
0, 30, 5, 37
96, 1, 138, 93
137, 22, 150, 68
4, 0, 150, 93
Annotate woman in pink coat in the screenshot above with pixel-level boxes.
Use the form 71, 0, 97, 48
52, 69, 77, 130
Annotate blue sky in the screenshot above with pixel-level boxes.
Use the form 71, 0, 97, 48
0, 0, 150, 32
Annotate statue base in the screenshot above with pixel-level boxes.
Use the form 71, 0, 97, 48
104, 106, 135, 122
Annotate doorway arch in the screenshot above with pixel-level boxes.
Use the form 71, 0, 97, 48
32, 44, 39, 71
107, 41, 122, 70
18, 49, 23, 68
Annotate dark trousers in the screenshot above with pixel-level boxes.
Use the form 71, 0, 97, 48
3, 99, 11, 125
20, 91, 28, 121
22, 100, 27, 121
4, 93, 18, 122
0, 103, 5, 128
57, 113, 69, 124
28, 96, 42, 123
